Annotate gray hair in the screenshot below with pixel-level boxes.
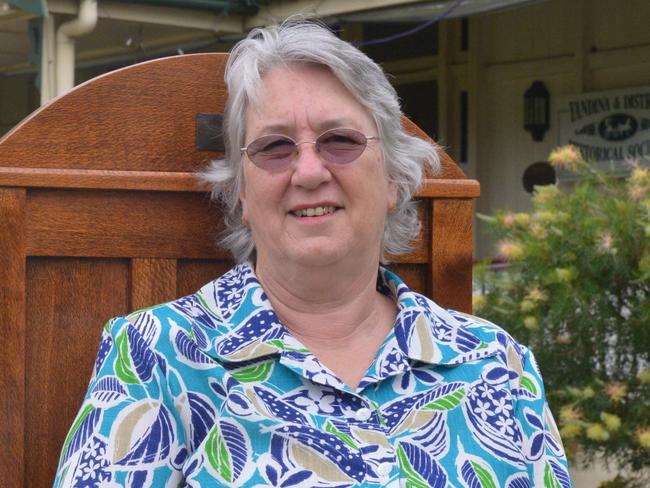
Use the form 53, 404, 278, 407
201, 19, 440, 263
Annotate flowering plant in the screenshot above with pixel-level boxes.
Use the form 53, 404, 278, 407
474, 146, 650, 486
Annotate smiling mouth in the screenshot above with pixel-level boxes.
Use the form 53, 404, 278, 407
291, 206, 338, 217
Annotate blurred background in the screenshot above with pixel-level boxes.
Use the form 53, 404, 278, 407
2, 1, 649, 485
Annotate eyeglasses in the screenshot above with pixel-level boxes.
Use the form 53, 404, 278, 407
240, 128, 379, 171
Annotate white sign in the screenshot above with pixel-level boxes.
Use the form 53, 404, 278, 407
558, 86, 650, 173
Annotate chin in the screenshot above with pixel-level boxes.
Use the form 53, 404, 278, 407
288, 240, 382, 269
286, 250, 345, 268
283, 241, 352, 267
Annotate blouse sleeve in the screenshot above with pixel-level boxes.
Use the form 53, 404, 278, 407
514, 345, 573, 487
53, 316, 187, 487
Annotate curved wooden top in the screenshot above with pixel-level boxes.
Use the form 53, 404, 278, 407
0, 52, 477, 197
1, 54, 227, 173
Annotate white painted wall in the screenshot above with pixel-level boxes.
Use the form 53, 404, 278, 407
463, 1, 650, 481
464, 0, 650, 257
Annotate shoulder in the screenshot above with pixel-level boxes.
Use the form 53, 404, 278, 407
105, 293, 200, 343
381, 267, 531, 367
449, 309, 530, 356
413, 290, 536, 369
102, 263, 259, 359
448, 308, 544, 390
405, 283, 524, 353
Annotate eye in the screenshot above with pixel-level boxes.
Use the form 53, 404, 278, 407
261, 139, 294, 153
320, 133, 358, 147
248, 135, 294, 157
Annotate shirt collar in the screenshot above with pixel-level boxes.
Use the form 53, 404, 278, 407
185, 263, 496, 367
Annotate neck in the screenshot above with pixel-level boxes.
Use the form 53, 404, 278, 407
254, 253, 388, 348
253, 253, 397, 389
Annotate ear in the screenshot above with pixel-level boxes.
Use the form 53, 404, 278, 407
239, 179, 249, 225
387, 181, 398, 212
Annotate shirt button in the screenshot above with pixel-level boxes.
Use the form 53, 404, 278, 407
355, 407, 372, 421
377, 463, 392, 476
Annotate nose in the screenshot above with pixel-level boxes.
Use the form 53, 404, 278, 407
290, 141, 332, 189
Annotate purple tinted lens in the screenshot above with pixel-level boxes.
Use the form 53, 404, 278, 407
247, 135, 295, 169
245, 129, 369, 169
317, 129, 367, 164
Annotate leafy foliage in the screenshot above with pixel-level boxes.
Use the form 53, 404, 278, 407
474, 148, 650, 486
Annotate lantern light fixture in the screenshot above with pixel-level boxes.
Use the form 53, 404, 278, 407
524, 80, 550, 142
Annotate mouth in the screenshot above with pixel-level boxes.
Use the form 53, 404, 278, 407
291, 205, 339, 218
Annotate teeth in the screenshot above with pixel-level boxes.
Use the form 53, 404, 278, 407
292, 206, 337, 217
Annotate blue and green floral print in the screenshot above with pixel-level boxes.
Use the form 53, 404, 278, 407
54, 264, 572, 487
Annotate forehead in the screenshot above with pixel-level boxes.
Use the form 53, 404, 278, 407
245, 63, 375, 135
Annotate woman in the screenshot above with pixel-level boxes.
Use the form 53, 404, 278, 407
54, 21, 572, 487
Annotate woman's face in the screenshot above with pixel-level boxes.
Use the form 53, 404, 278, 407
240, 64, 397, 269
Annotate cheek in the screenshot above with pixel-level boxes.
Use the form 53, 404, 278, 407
239, 167, 286, 224
371, 151, 396, 210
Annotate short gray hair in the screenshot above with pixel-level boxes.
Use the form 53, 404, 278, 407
201, 19, 440, 263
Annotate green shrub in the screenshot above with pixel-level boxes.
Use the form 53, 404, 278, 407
474, 146, 650, 486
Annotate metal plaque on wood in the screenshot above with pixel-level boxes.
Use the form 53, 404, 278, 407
196, 113, 225, 152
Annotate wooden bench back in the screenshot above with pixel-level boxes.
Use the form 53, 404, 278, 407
0, 53, 479, 487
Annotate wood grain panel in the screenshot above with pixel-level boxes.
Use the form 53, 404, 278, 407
25, 257, 129, 488
131, 258, 178, 310
0, 167, 202, 192
0, 188, 26, 488
177, 259, 233, 297
26, 189, 226, 259
430, 199, 474, 312
0, 54, 227, 172
417, 179, 480, 198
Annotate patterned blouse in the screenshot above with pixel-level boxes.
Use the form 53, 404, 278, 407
54, 264, 572, 487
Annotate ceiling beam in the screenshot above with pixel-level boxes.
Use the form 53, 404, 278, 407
48, 0, 244, 33
1, 2, 37, 20
244, 0, 426, 29
6, 0, 46, 17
